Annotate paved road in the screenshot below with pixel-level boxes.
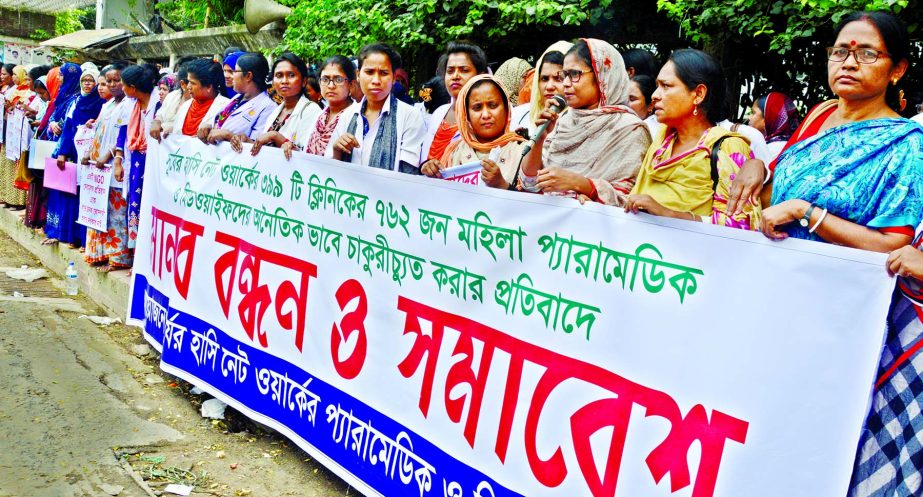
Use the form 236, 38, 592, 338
0, 233, 349, 497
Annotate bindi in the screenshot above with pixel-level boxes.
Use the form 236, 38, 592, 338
849, 40, 857, 46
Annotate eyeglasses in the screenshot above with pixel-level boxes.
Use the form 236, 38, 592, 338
826, 46, 891, 64
320, 76, 348, 86
561, 69, 594, 83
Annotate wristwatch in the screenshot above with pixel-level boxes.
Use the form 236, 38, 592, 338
799, 204, 816, 228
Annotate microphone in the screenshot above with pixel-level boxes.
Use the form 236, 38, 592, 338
521, 94, 567, 156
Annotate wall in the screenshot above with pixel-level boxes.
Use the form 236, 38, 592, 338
0, 7, 55, 40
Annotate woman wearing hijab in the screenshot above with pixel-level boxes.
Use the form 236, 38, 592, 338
493, 57, 532, 107
1, 65, 34, 207
422, 74, 525, 190
520, 39, 652, 206
748, 91, 801, 160
222, 51, 244, 100
202, 52, 276, 145
45, 65, 105, 247
25, 65, 63, 229
510, 41, 572, 134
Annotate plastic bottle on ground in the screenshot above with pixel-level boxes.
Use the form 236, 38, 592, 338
65, 262, 78, 296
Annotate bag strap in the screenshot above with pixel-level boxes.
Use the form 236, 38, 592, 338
730, 123, 740, 133
710, 135, 731, 191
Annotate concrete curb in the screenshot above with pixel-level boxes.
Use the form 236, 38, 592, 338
0, 207, 131, 317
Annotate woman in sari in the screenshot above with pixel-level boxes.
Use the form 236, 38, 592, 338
114, 64, 159, 254
748, 91, 800, 160
751, 12, 922, 494
519, 38, 651, 206
625, 49, 761, 229
0, 65, 32, 207
45, 66, 104, 247
419, 42, 489, 168
421, 75, 524, 190
83, 62, 132, 269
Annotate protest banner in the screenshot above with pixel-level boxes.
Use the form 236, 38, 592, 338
43, 158, 78, 194
128, 135, 895, 497
77, 163, 113, 230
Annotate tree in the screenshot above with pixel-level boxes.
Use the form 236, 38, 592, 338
155, 0, 243, 30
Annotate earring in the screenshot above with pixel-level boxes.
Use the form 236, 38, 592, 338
899, 88, 907, 112
693, 106, 698, 116
892, 78, 899, 86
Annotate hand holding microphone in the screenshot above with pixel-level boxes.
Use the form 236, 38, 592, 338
521, 94, 567, 156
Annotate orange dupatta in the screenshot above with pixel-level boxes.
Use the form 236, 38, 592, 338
441, 74, 523, 162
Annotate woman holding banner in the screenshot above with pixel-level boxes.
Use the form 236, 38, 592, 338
0, 65, 33, 208
290, 55, 356, 158
45, 66, 104, 247
202, 52, 276, 146
519, 38, 651, 205
247, 53, 320, 156
749, 11, 922, 495
421, 74, 525, 190
329, 43, 427, 174
172, 59, 229, 138
624, 49, 761, 229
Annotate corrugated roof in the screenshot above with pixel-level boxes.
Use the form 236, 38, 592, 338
40, 29, 130, 49
0, 0, 94, 14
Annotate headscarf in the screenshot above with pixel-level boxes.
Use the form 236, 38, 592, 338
80, 65, 100, 85
493, 58, 532, 106
36, 75, 48, 90
518, 68, 534, 104
37, 66, 64, 135
10, 65, 31, 105
529, 41, 573, 125
159, 73, 178, 91
72, 77, 105, 123
53, 63, 81, 111
757, 91, 800, 143
444, 75, 524, 157
542, 38, 651, 206
223, 51, 244, 99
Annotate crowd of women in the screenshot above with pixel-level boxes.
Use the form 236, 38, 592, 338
0, 9, 921, 496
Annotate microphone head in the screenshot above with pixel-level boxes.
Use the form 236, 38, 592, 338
550, 94, 567, 110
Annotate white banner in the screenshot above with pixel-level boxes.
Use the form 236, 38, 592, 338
128, 136, 894, 497
74, 125, 95, 166
77, 163, 112, 230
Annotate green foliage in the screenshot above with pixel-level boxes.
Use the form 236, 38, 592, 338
656, 0, 914, 54
55, 8, 92, 36
156, 0, 244, 30
281, 0, 595, 66
30, 29, 51, 40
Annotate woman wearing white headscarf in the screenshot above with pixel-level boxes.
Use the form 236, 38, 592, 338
519, 38, 651, 206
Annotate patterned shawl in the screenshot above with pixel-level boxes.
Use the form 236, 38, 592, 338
493, 58, 532, 106
758, 92, 800, 143
771, 118, 923, 240
542, 38, 651, 206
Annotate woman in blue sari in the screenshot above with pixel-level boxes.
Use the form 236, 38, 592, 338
760, 12, 923, 496
45, 65, 105, 247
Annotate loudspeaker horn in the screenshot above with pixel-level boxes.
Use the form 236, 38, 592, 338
244, 0, 292, 34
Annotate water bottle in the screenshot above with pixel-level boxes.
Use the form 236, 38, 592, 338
65, 262, 78, 296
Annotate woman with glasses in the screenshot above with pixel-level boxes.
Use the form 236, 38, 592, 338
291, 55, 356, 158
510, 41, 571, 134
246, 53, 321, 157
752, 12, 923, 496
519, 38, 651, 206
625, 48, 761, 229
761, 11, 920, 250
201, 52, 276, 145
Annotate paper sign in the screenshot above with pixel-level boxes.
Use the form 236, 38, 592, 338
77, 163, 112, 230
73, 125, 95, 166
5, 109, 24, 160
42, 158, 78, 194
441, 161, 482, 186
28, 140, 57, 170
